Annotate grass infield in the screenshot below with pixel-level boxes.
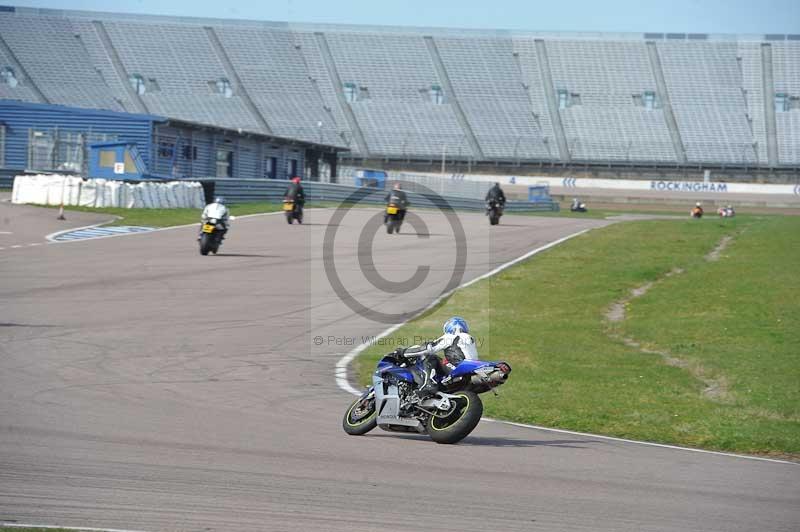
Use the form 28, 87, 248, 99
355, 214, 800, 458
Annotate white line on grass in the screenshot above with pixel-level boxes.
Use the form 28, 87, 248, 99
334, 227, 798, 466
335, 229, 590, 395
45, 209, 291, 243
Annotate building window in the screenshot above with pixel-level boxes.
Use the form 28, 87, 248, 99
181, 145, 198, 160
288, 159, 298, 178
359, 86, 370, 101
343, 82, 357, 103
129, 74, 146, 95
183, 145, 196, 160
216, 149, 233, 178
265, 156, 277, 179
215, 78, 233, 98
124, 151, 137, 173
0, 66, 18, 87
643, 91, 657, 110
429, 84, 444, 104
99, 150, 116, 168
557, 89, 569, 110
775, 93, 789, 112
158, 142, 174, 159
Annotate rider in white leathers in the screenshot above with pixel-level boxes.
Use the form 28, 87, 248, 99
397, 317, 478, 399
199, 197, 230, 238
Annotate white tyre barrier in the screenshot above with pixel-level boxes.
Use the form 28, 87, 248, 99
11, 174, 205, 209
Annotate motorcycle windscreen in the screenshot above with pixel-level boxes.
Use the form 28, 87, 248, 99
376, 360, 415, 382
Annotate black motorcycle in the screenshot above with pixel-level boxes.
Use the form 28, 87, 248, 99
199, 218, 225, 255
284, 200, 303, 224
486, 200, 504, 225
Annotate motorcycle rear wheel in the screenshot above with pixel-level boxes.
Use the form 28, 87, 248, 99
426, 391, 482, 444
342, 392, 377, 435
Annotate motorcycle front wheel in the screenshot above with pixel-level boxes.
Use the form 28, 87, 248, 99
426, 391, 482, 444
342, 391, 377, 435
199, 233, 212, 255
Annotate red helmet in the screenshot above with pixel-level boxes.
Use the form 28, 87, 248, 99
292, 176, 301, 184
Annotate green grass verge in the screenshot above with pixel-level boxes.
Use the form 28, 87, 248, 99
55, 201, 286, 227
355, 215, 800, 457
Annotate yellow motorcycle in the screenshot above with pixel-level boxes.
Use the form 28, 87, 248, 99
283, 199, 303, 224
385, 203, 403, 234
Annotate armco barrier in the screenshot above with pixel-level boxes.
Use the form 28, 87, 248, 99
197, 178, 559, 213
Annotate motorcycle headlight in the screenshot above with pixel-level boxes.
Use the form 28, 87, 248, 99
209, 218, 217, 224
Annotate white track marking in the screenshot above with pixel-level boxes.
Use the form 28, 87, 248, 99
482, 419, 797, 465
334, 228, 798, 466
1, 523, 150, 532
46, 210, 287, 243
335, 229, 590, 395
0, 231, 12, 234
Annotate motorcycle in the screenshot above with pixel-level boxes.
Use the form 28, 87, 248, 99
283, 199, 303, 224
385, 203, 403, 234
570, 201, 588, 213
486, 200, 504, 225
199, 218, 225, 255
342, 351, 512, 444
691, 206, 704, 219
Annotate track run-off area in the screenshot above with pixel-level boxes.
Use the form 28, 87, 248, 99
1, 202, 798, 532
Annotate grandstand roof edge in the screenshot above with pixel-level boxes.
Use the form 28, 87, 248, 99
163, 118, 350, 152
0, 4, 774, 42
0, 99, 167, 123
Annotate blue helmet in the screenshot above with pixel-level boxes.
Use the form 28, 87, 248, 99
443, 316, 469, 335
215, 196, 226, 204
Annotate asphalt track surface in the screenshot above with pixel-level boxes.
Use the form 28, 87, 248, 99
1, 204, 798, 532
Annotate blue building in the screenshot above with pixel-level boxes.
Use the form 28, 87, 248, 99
0, 100, 344, 181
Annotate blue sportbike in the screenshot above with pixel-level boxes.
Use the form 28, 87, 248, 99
343, 351, 511, 444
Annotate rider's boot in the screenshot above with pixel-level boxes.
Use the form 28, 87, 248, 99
413, 355, 439, 400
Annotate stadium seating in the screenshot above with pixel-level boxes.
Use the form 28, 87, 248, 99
0, 8, 797, 166
772, 42, 800, 164
0, 14, 122, 111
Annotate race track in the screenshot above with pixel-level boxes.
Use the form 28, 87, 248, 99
1, 204, 798, 532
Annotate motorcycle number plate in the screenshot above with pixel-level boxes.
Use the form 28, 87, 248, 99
386, 206, 399, 215
283, 202, 294, 211
202, 224, 215, 233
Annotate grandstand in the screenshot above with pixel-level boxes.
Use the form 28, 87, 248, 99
0, 5, 798, 175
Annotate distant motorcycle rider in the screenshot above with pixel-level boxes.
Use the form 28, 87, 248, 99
485, 182, 506, 208
392, 316, 479, 400
384, 182, 409, 224
199, 196, 230, 239
284, 176, 305, 206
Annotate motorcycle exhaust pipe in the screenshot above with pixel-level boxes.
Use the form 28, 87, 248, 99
470, 371, 508, 386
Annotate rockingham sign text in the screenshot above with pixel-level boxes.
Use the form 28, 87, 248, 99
650, 180, 729, 193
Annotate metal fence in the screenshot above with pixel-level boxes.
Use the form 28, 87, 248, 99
27, 129, 115, 175
199, 179, 558, 213
337, 166, 493, 199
